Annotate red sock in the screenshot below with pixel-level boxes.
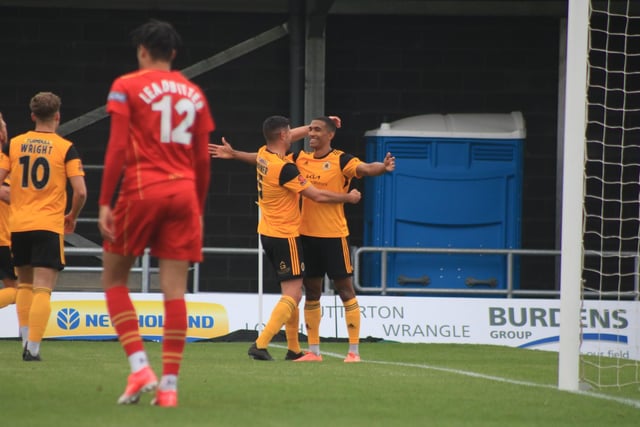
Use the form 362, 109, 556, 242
105, 286, 144, 356
162, 298, 187, 376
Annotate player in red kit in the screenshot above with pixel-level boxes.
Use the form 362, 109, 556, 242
98, 19, 214, 407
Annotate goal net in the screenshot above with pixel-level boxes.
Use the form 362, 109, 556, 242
579, 0, 640, 389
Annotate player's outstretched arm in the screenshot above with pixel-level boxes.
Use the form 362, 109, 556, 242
356, 152, 396, 177
208, 137, 257, 165
301, 186, 361, 204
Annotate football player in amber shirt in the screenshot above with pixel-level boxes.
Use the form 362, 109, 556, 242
247, 115, 361, 361
209, 116, 394, 362
0, 178, 19, 319
0, 92, 87, 362
0, 113, 19, 329
98, 19, 214, 407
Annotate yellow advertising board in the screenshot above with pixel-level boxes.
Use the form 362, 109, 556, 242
45, 299, 229, 341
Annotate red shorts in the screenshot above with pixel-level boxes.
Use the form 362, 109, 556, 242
104, 191, 203, 262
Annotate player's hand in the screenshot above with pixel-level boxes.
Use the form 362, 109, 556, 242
98, 205, 115, 242
346, 188, 361, 204
384, 152, 396, 172
328, 115, 342, 129
64, 214, 77, 234
0, 113, 7, 146
208, 137, 235, 159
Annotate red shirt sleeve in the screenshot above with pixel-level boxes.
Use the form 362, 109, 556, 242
98, 112, 129, 206
193, 130, 211, 214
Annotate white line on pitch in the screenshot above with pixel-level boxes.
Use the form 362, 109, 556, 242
272, 344, 640, 410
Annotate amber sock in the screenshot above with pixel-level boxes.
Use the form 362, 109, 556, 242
344, 297, 361, 353
256, 296, 296, 349
0, 286, 16, 308
27, 287, 52, 346
16, 284, 33, 341
304, 300, 321, 354
285, 305, 301, 353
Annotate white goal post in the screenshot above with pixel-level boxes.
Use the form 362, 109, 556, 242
558, 0, 590, 392
559, 0, 640, 391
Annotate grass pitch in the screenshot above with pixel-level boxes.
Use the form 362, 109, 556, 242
1, 339, 638, 426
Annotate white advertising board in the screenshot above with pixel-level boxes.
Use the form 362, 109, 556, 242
0, 292, 637, 360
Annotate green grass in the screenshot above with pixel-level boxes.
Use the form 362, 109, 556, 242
1, 340, 638, 426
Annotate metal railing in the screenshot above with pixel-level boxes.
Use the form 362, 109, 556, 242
64, 247, 158, 292
353, 246, 640, 299
62, 246, 263, 293
62, 245, 640, 299
353, 246, 561, 297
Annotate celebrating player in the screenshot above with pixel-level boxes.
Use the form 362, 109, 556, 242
0, 178, 19, 320
209, 116, 394, 362
0, 114, 20, 337
245, 115, 361, 361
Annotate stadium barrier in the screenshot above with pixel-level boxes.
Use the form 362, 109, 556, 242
60, 246, 640, 299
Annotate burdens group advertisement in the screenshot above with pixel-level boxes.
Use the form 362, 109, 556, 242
0, 292, 637, 360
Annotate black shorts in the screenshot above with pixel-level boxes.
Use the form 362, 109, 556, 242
0, 246, 17, 280
260, 235, 305, 282
11, 230, 65, 271
301, 235, 353, 280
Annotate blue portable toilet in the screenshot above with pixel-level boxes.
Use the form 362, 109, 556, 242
362, 112, 525, 294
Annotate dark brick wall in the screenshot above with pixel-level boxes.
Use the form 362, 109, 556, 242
324, 15, 560, 291
0, 7, 561, 293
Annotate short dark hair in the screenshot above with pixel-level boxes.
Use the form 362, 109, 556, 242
313, 116, 336, 133
262, 115, 290, 142
131, 19, 182, 62
30, 92, 61, 121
